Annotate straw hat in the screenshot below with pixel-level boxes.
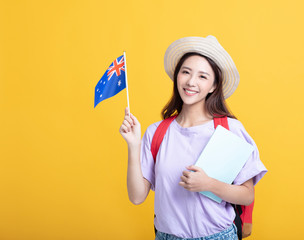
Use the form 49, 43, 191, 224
164, 36, 240, 99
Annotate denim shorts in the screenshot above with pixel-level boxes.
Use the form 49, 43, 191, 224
155, 224, 238, 240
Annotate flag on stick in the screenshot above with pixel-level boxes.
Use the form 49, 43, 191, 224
94, 55, 126, 108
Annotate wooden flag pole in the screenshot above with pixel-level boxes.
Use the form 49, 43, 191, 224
123, 51, 130, 117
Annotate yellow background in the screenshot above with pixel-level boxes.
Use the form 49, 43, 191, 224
0, 0, 303, 239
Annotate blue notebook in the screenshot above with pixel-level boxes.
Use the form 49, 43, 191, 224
195, 125, 254, 203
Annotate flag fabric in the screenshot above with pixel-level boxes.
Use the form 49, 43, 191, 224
94, 55, 126, 108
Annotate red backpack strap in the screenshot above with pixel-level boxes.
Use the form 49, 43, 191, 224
241, 200, 254, 224
241, 200, 254, 238
151, 115, 177, 163
213, 116, 229, 130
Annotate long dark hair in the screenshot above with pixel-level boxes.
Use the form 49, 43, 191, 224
161, 52, 236, 120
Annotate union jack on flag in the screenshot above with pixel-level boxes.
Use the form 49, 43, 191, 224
94, 55, 126, 108
107, 56, 125, 80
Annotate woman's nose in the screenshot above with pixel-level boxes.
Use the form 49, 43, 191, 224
186, 75, 196, 86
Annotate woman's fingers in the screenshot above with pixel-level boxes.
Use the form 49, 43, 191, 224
179, 181, 191, 190
122, 119, 132, 132
120, 124, 129, 133
130, 113, 139, 125
120, 109, 137, 133
182, 170, 191, 177
180, 175, 188, 183
125, 107, 130, 116
124, 108, 135, 127
120, 107, 141, 140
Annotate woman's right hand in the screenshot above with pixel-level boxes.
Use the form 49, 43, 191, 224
119, 107, 141, 147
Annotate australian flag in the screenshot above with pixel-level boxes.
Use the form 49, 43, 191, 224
94, 55, 126, 108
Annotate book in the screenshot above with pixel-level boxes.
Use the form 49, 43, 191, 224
195, 125, 254, 203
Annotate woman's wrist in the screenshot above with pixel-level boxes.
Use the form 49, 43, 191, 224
205, 177, 218, 192
128, 142, 141, 151
127, 143, 141, 165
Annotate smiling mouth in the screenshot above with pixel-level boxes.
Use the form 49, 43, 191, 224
184, 88, 198, 96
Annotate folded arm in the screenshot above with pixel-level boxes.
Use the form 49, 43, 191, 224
179, 165, 254, 206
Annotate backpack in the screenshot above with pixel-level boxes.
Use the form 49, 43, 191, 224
151, 115, 254, 239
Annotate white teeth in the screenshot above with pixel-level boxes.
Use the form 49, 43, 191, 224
185, 89, 197, 94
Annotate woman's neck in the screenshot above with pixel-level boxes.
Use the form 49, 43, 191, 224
176, 103, 213, 128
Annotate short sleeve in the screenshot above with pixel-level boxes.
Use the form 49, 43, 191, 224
228, 118, 268, 186
140, 122, 160, 191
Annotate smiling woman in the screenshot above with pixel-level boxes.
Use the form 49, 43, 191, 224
177, 56, 216, 107
163, 52, 235, 121
119, 36, 267, 240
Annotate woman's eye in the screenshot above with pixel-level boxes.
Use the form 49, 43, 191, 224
200, 75, 207, 79
182, 70, 189, 74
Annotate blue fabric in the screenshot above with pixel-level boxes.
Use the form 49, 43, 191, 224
94, 55, 126, 107
155, 224, 238, 240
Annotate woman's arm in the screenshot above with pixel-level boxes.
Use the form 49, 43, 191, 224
179, 165, 254, 206
127, 143, 151, 205
119, 108, 151, 205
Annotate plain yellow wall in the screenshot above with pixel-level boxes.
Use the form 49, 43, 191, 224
0, 0, 303, 239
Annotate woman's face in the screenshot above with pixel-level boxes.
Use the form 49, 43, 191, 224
177, 55, 216, 107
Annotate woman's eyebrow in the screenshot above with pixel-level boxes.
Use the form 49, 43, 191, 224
181, 66, 210, 76
181, 66, 192, 71
199, 71, 210, 76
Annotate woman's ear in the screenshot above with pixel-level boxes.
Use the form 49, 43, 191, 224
209, 84, 217, 94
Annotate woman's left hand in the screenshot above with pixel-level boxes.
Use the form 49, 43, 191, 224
179, 165, 212, 192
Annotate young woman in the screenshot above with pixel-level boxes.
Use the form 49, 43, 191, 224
119, 36, 267, 240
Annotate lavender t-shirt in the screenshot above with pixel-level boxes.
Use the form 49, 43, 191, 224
140, 118, 267, 238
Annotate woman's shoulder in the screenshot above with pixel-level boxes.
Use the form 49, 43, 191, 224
227, 117, 250, 136
227, 117, 256, 145
146, 120, 162, 132
143, 120, 163, 141
227, 117, 245, 131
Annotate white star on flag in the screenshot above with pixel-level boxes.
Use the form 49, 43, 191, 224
118, 80, 121, 86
